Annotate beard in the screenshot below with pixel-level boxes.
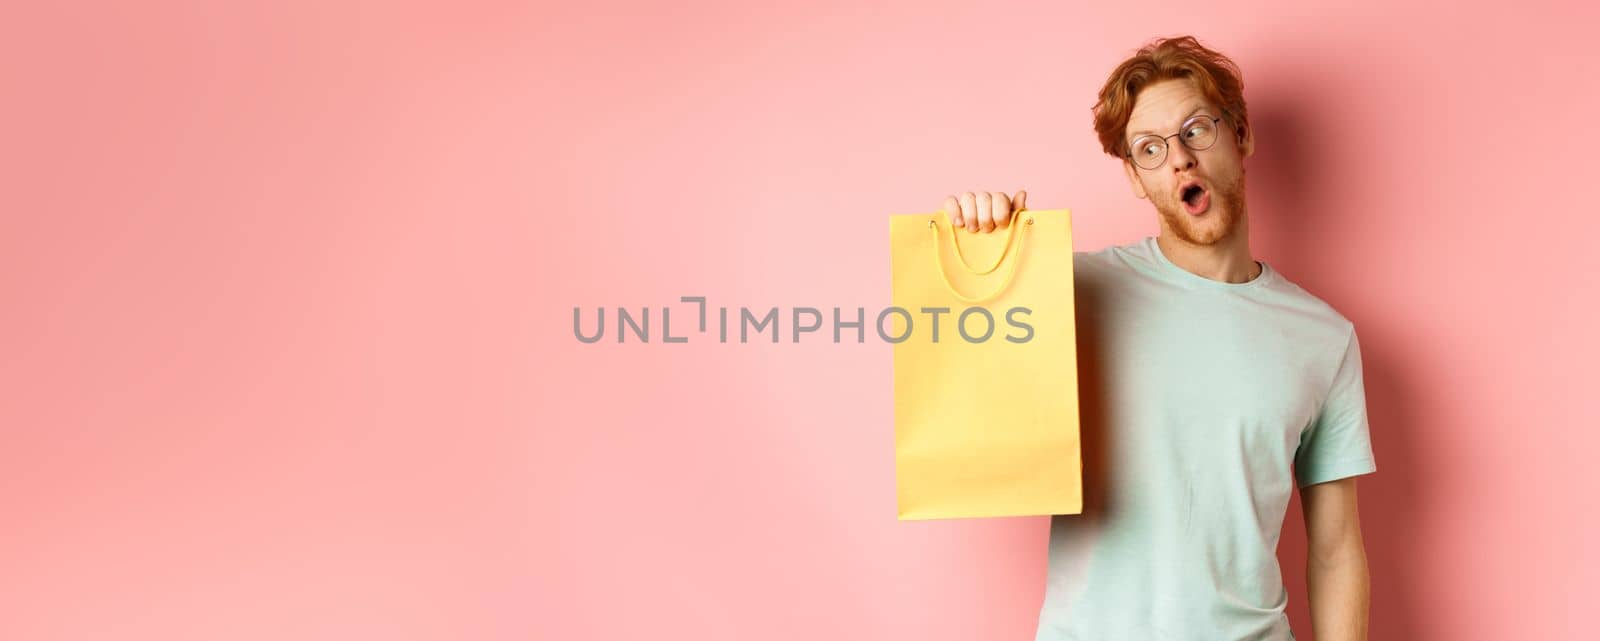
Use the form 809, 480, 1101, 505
1155, 170, 1246, 246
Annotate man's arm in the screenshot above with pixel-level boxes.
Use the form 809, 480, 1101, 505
1301, 476, 1370, 641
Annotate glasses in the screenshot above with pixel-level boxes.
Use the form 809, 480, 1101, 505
1125, 115, 1224, 170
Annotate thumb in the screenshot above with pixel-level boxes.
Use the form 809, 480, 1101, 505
1013, 189, 1028, 212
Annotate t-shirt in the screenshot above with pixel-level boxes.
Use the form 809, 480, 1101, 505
1034, 236, 1377, 641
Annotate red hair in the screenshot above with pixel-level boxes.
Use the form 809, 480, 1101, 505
1092, 35, 1249, 160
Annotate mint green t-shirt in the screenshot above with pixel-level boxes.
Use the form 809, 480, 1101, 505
1035, 236, 1377, 641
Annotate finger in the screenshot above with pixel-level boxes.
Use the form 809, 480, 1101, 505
960, 192, 978, 232
1013, 189, 1027, 213
943, 195, 962, 227
992, 191, 1012, 228
976, 191, 995, 232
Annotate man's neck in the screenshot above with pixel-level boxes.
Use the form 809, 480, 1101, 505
1155, 218, 1260, 284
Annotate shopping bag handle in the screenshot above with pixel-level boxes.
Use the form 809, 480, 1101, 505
929, 213, 1033, 303
937, 210, 1027, 274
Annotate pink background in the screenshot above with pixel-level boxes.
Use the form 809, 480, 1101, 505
3, 2, 1594, 639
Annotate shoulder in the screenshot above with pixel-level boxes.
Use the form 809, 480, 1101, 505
1262, 270, 1357, 342
1072, 237, 1147, 273
1071, 237, 1164, 295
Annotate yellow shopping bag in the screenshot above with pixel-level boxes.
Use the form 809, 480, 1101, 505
889, 209, 1081, 520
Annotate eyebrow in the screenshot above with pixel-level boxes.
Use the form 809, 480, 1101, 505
1127, 105, 1211, 138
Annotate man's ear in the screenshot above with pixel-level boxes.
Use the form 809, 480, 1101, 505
1237, 120, 1254, 158
1123, 159, 1149, 200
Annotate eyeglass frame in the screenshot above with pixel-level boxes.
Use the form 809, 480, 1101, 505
1124, 115, 1227, 171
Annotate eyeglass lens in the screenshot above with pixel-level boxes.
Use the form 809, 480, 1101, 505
1129, 118, 1219, 169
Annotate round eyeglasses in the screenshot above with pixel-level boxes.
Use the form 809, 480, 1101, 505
1125, 115, 1224, 170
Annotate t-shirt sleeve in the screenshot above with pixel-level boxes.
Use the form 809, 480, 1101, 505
1294, 327, 1378, 488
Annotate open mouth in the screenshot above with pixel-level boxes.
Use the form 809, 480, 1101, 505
1179, 181, 1210, 215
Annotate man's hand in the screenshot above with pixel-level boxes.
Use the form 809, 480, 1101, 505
941, 190, 1028, 233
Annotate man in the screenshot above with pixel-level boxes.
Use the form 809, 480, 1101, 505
940, 36, 1377, 640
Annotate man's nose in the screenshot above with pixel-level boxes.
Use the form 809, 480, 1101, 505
1167, 141, 1197, 171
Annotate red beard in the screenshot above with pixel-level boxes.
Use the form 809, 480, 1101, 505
1158, 172, 1245, 246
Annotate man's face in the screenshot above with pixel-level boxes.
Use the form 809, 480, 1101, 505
1120, 78, 1254, 246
